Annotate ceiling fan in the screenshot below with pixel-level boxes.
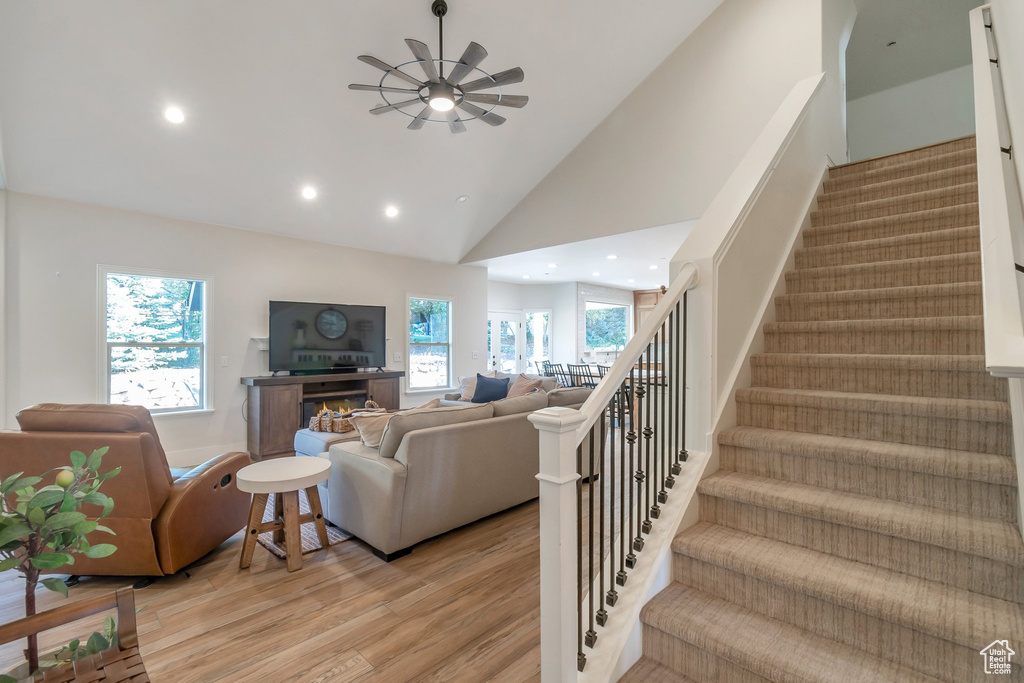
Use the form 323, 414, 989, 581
348, 0, 528, 133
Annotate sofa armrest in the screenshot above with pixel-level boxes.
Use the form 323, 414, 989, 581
326, 444, 408, 554
442, 392, 463, 401
153, 451, 251, 574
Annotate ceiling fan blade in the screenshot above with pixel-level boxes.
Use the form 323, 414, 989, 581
446, 110, 467, 134
457, 101, 506, 126
357, 55, 425, 88
370, 98, 422, 115
408, 106, 432, 130
405, 39, 439, 83
459, 67, 525, 93
462, 93, 528, 108
446, 42, 488, 85
349, 83, 421, 94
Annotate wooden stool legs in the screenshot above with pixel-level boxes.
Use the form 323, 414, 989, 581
238, 487, 330, 572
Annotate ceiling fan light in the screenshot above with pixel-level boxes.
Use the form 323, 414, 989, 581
429, 94, 455, 112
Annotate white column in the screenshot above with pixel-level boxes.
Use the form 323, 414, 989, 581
529, 406, 586, 683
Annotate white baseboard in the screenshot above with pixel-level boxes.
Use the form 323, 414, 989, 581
165, 442, 248, 468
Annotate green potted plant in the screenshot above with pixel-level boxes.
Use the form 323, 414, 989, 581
0, 447, 120, 676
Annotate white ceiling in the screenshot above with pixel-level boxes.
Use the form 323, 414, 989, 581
846, 0, 983, 100
477, 221, 695, 290
0, 0, 720, 263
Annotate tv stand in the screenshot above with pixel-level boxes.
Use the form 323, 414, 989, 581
240, 370, 404, 460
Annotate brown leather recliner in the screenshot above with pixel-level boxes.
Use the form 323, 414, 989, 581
0, 404, 251, 576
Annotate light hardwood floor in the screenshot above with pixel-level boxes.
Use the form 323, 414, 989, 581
0, 501, 544, 683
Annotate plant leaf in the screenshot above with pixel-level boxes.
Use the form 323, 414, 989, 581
86, 631, 109, 654
0, 471, 24, 494
86, 447, 108, 473
72, 520, 98, 536
82, 492, 109, 507
0, 523, 31, 548
40, 577, 69, 598
83, 543, 116, 559
44, 511, 87, 530
30, 552, 74, 569
27, 489, 65, 511
70, 451, 86, 468
7, 476, 42, 494
94, 524, 115, 535
0, 557, 19, 571
0, 674, 18, 683
60, 491, 77, 513
27, 506, 45, 526
97, 466, 122, 481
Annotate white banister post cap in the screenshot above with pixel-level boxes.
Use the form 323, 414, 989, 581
528, 406, 586, 432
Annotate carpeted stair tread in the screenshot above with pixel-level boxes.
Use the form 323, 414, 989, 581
697, 472, 1024, 567
818, 165, 977, 209
640, 583, 942, 683
794, 226, 980, 269
776, 281, 981, 312
618, 657, 695, 682
811, 183, 978, 227
828, 136, 975, 178
824, 149, 979, 192
802, 204, 980, 247
672, 523, 1024, 653
718, 425, 1016, 486
784, 252, 980, 293
763, 316, 984, 357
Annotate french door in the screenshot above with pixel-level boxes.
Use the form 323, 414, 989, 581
487, 311, 523, 374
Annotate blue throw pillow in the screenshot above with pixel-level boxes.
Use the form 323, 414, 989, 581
471, 373, 510, 403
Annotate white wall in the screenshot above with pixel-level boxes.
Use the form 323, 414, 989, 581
487, 280, 577, 364
463, 0, 832, 263
847, 65, 976, 161
989, 0, 1024, 203
4, 192, 489, 466
0, 189, 6, 426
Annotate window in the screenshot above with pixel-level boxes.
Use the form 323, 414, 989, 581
525, 310, 551, 372
585, 301, 630, 352
408, 297, 452, 389
102, 268, 209, 413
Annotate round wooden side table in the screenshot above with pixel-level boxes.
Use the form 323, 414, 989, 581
237, 457, 331, 572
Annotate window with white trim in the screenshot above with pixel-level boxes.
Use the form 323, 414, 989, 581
102, 269, 209, 413
408, 297, 452, 389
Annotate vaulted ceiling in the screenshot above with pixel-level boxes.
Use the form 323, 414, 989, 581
0, 0, 720, 262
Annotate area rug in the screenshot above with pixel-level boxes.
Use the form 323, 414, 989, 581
257, 488, 352, 558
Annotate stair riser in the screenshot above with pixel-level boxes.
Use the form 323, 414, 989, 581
737, 399, 1011, 455
818, 166, 978, 210
699, 497, 1024, 603
795, 232, 980, 268
829, 138, 976, 179
775, 291, 982, 322
824, 152, 978, 192
673, 555, 994, 683
642, 626, 770, 683
785, 258, 981, 294
764, 328, 984, 355
803, 207, 979, 248
720, 445, 1019, 521
750, 362, 1006, 400
812, 188, 978, 227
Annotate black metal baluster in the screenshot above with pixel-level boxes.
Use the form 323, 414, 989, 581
672, 299, 684, 475
576, 443, 585, 672
658, 319, 669, 505
680, 296, 688, 467
596, 409, 609, 626
642, 343, 653, 535
585, 425, 597, 647
666, 309, 676, 490
630, 360, 644, 557
616, 380, 628, 586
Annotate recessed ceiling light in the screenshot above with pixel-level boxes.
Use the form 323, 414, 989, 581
547, 263, 557, 269
592, 272, 601, 277
627, 279, 636, 284
164, 106, 185, 124
607, 254, 617, 260
456, 195, 469, 204
522, 275, 531, 279
385, 205, 399, 218
649, 265, 659, 270
301, 186, 317, 200
886, 41, 897, 47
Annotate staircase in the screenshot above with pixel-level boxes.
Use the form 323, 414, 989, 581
621, 136, 1024, 682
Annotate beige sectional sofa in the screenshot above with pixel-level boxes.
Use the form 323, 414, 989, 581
308, 386, 591, 560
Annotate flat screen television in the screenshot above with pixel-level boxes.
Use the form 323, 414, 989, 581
269, 301, 386, 373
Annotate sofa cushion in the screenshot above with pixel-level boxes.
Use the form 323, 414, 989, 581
294, 428, 359, 456
348, 398, 441, 448
547, 386, 593, 407
379, 403, 494, 459
507, 374, 543, 397
471, 374, 510, 403
458, 371, 496, 401
491, 389, 548, 417
497, 372, 560, 392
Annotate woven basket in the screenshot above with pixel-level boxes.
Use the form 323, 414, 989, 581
308, 400, 383, 433
0, 587, 149, 683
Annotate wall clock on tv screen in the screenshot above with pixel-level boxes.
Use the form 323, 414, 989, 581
316, 309, 348, 339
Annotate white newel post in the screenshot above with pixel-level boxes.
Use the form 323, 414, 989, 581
530, 406, 586, 683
